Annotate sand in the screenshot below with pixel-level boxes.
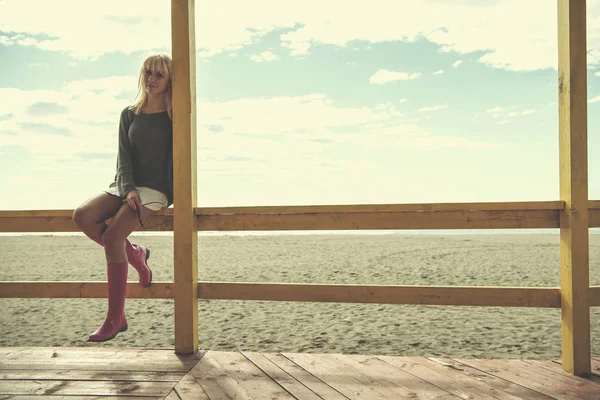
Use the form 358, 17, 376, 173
1, 233, 599, 359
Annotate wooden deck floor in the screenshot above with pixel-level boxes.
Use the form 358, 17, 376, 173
0, 347, 599, 399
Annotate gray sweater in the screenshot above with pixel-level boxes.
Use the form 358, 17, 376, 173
109, 106, 173, 206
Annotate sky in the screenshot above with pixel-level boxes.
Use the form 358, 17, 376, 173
1, 0, 600, 213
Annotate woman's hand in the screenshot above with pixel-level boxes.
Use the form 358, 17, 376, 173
125, 190, 142, 211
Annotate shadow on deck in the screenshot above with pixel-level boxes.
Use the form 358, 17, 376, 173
0, 347, 599, 399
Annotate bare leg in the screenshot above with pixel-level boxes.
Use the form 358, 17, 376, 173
88, 204, 155, 342
102, 204, 155, 263
73, 193, 122, 239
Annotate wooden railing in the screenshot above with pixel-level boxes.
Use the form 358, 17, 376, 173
1, 201, 599, 306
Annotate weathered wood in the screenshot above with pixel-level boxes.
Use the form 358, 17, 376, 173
589, 208, 600, 228
524, 360, 600, 387
0, 397, 159, 400
199, 282, 561, 307
321, 353, 456, 399
558, 0, 591, 376
456, 358, 597, 399
0, 282, 174, 299
0, 347, 202, 366
261, 353, 347, 399
171, 0, 198, 355
164, 389, 183, 400
427, 357, 554, 399
282, 352, 388, 399
173, 374, 210, 400
185, 353, 252, 400
207, 352, 295, 399
0, 380, 173, 396
376, 356, 499, 399
0, 369, 183, 382
195, 201, 565, 214
1, 281, 563, 308
242, 352, 321, 400
198, 210, 560, 231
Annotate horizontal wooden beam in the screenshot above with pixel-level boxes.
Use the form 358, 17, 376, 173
197, 210, 559, 231
589, 208, 600, 228
194, 201, 566, 214
6, 281, 600, 308
3, 201, 600, 232
0, 282, 174, 299
198, 283, 562, 307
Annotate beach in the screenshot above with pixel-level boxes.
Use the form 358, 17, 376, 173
1, 233, 599, 359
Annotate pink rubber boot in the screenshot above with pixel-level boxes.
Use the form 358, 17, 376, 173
91, 236, 152, 288
88, 261, 129, 342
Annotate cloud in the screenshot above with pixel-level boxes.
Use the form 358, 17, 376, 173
250, 50, 280, 62
417, 105, 448, 112
433, 70, 444, 75
369, 69, 422, 84
18, 122, 71, 136
486, 107, 536, 117
26, 102, 69, 116
3, 0, 599, 71
507, 109, 535, 116
452, 60, 463, 68
589, 96, 600, 103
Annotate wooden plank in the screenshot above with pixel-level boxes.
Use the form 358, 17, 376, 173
199, 283, 561, 307
208, 352, 295, 399
243, 352, 321, 400
173, 374, 210, 400
164, 389, 182, 400
0, 397, 160, 400
0, 201, 564, 218
194, 201, 565, 214
456, 358, 597, 400
1, 281, 562, 307
171, 0, 198, 355
589, 200, 600, 209
262, 353, 347, 399
375, 356, 498, 399
0, 380, 173, 396
0, 363, 190, 372
283, 352, 389, 400
427, 357, 553, 399
524, 360, 600, 387
556, 357, 600, 377
0, 347, 202, 365
0, 347, 200, 372
185, 352, 252, 400
590, 208, 600, 228
0, 215, 173, 233
320, 354, 456, 399
558, 0, 591, 376
0, 369, 183, 382
0, 209, 564, 233
197, 210, 560, 231
0, 282, 174, 299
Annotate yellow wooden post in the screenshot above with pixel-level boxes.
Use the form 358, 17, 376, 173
558, 0, 590, 375
171, 0, 198, 354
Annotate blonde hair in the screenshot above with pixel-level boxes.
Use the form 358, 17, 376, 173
132, 54, 172, 119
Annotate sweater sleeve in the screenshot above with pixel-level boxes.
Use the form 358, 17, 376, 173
116, 108, 136, 197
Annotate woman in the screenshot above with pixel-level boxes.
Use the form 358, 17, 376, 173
73, 54, 174, 342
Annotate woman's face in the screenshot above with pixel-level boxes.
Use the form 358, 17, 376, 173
144, 65, 169, 96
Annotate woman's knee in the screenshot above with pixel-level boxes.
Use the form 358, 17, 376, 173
101, 228, 126, 249
72, 205, 93, 230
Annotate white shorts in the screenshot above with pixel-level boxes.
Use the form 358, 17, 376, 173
105, 186, 168, 211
